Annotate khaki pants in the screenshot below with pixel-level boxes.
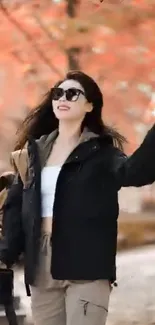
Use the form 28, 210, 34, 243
31, 232, 111, 325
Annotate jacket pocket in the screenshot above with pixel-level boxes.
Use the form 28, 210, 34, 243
78, 298, 109, 325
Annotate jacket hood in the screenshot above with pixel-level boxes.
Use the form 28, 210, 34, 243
37, 127, 99, 152
36, 128, 100, 168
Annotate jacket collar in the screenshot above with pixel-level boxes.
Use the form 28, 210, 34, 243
36, 128, 99, 168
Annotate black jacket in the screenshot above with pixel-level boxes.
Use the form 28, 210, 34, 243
1, 125, 155, 288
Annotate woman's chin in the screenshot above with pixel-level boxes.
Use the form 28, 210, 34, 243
55, 111, 75, 120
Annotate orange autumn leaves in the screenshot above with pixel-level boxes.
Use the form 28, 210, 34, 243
0, 0, 155, 154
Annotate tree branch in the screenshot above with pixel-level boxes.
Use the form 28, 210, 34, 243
66, 0, 79, 18
65, 0, 80, 70
32, 11, 64, 52
0, 2, 63, 77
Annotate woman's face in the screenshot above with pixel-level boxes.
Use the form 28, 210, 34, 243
52, 79, 92, 122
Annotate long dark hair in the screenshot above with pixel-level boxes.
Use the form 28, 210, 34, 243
15, 71, 126, 150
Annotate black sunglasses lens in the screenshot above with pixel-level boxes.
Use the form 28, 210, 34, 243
66, 89, 79, 101
51, 87, 81, 101
52, 88, 64, 100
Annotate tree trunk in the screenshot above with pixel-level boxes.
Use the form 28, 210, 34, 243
66, 0, 80, 70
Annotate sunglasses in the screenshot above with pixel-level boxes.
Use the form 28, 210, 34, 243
51, 87, 85, 102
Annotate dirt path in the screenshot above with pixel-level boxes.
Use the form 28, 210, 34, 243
107, 245, 155, 325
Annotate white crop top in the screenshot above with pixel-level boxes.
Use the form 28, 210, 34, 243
41, 166, 61, 217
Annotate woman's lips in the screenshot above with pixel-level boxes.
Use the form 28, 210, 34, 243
58, 105, 70, 110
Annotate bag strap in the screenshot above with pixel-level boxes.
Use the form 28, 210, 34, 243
4, 303, 18, 325
11, 149, 28, 186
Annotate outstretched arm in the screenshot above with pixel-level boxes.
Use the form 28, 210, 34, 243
114, 124, 155, 188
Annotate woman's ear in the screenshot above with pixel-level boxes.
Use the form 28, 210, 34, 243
86, 102, 93, 113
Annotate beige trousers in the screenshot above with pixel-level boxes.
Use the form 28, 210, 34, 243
31, 232, 111, 325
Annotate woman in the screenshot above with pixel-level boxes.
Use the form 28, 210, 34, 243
0, 71, 155, 325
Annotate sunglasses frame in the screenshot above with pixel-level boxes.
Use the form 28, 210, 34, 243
51, 87, 85, 102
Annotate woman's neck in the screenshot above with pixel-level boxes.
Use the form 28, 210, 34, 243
57, 121, 82, 144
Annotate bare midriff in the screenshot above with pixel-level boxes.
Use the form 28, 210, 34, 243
42, 217, 53, 234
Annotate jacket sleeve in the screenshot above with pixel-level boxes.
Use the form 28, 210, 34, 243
114, 124, 155, 188
0, 173, 24, 267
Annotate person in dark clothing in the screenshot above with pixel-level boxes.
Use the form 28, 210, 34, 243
0, 70, 155, 325
0, 172, 14, 239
